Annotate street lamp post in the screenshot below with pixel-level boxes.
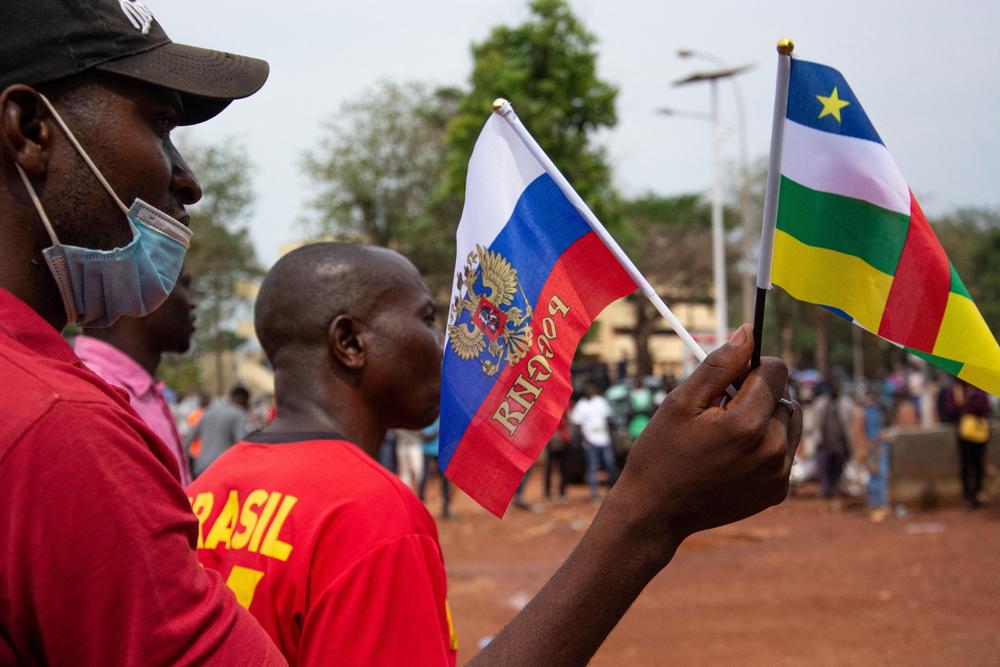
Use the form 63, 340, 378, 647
709, 78, 727, 352
679, 49, 755, 328
673, 63, 752, 349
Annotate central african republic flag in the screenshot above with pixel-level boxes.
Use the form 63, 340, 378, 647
772, 58, 1000, 395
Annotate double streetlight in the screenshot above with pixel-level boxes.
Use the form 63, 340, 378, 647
662, 49, 752, 349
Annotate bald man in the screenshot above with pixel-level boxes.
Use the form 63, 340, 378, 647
188, 242, 802, 666
188, 243, 449, 666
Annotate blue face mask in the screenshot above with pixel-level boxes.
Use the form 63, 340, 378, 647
15, 95, 192, 328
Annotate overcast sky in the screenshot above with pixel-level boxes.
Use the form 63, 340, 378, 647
155, 0, 1000, 266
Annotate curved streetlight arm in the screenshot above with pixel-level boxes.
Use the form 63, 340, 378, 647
678, 48, 755, 324
655, 107, 713, 121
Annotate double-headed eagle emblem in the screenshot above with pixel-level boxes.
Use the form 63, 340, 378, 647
448, 245, 533, 376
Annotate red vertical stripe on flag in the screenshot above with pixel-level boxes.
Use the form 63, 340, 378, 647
877, 193, 950, 352
445, 232, 636, 516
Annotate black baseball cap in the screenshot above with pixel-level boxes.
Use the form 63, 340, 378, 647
1, 0, 269, 124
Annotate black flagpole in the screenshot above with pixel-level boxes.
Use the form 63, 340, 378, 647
751, 38, 794, 370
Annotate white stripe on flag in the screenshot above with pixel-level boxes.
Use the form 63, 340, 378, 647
449, 115, 545, 318
780, 119, 911, 216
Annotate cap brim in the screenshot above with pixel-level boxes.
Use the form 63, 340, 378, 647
94, 42, 268, 125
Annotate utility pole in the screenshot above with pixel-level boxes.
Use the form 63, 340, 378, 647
673, 63, 752, 347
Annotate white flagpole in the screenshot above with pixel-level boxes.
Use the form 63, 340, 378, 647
751, 38, 795, 369
492, 98, 712, 365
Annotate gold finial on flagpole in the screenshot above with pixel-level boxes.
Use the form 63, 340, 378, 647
777, 38, 794, 55
492, 98, 508, 113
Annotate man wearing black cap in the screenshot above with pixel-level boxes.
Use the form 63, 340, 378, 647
0, 1, 284, 664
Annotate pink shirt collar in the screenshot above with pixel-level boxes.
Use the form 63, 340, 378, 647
74, 335, 191, 486
74, 336, 156, 398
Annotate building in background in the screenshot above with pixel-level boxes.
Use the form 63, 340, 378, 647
579, 298, 717, 379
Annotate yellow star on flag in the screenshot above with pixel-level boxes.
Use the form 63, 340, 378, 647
816, 86, 850, 123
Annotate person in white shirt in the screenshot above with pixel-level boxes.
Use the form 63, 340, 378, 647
395, 428, 425, 492
571, 384, 618, 500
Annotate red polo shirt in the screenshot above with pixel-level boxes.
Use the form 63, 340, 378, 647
0, 289, 285, 666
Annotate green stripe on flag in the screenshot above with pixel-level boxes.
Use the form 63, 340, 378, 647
905, 346, 964, 376
776, 176, 910, 276
949, 262, 971, 298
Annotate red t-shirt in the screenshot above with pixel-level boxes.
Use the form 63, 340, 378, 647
0, 289, 285, 665
187, 433, 458, 667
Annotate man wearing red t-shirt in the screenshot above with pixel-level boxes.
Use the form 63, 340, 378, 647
191, 242, 803, 666
0, 1, 284, 663
189, 244, 455, 665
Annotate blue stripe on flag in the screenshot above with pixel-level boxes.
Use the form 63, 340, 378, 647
439, 173, 591, 469
787, 59, 883, 145
822, 304, 854, 322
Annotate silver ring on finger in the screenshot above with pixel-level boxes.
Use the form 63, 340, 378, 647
778, 398, 796, 414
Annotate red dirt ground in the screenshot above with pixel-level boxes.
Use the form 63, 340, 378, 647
424, 476, 1000, 666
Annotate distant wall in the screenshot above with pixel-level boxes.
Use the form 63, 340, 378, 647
889, 421, 999, 507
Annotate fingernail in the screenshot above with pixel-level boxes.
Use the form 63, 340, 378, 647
728, 324, 748, 348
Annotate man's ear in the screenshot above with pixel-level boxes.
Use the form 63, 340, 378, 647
328, 314, 366, 371
0, 85, 52, 177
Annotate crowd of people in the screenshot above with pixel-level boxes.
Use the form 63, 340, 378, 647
186, 352, 990, 530
782, 367, 994, 517
370, 377, 655, 515
353, 362, 995, 524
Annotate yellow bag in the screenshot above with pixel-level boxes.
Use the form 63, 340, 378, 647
959, 414, 990, 444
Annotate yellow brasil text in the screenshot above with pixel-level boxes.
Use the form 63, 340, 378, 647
189, 490, 298, 562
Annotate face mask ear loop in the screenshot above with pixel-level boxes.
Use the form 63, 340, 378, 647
38, 93, 130, 217
14, 163, 61, 247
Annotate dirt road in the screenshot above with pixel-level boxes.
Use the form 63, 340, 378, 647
431, 478, 1000, 665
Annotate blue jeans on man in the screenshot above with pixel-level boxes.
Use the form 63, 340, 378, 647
867, 442, 890, 508
583, 442, 619, 499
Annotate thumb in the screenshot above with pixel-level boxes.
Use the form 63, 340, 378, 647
675, 324, 753, 409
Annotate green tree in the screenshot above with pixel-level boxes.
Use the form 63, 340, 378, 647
443, 0, 620, 227
301, 81, 461, 294
618, 194, 714, 375
158, 359, 202, 397
970, 228, 1000, 331
178, 138, 260, 395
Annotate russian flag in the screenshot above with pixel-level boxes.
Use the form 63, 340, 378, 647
439, 111, 637, 517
